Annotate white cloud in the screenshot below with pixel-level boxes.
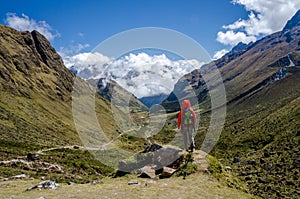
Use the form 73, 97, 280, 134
65, 52, 204, 98
217, 0, 300, 46
63, 52, 111, 79
217, 30, 256, 46
213, 49, 230, 60
5, 13, 59, 40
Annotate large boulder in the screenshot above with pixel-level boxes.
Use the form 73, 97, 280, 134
118, 144, 182, 175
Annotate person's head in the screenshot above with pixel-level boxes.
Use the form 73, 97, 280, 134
181, 99, 191, 109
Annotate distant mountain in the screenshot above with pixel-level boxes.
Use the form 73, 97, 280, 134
139, 93, 168, 108
88, 78, 148, 112
162, 10, 300, 198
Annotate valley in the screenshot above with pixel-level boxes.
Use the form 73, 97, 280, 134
0, 9, 300, 199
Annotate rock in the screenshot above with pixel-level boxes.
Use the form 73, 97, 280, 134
128, 181, 139, 185
92, 179, 102, 185
153, 147, 181, 169
233, 157, 240, 163
224, 166, 232, 171
27, 180, 59, 191
204, 168, 210, 174
160, 167, 176, 178
118, 160, 129, 172
142, 143, 162, 153
146, 180, 157, 185
67, 181, 75, 185
0, 174, 27, 181
139, 165, 157, 179
27, 153, 39, 161
0, 178, 9, 181
118, 145, 182, 173
118, 152, 153, 173
11, 174, 27, 179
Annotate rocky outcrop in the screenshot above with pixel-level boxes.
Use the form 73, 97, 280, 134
27, 180, 59, 191
117, 144, 211, 180
118, 144, 182, 174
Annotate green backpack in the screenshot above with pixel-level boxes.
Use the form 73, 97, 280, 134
182, 108, 193, 125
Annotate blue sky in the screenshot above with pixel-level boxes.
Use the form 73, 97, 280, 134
3, 0, 299, 59
1, 0, 246, 58
1, 0, 300, 97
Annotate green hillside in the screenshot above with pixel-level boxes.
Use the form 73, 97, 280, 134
0, 24, 133, 182
162, 10, 300, 198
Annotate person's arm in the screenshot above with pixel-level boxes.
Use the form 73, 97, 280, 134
191, 109, 197, 128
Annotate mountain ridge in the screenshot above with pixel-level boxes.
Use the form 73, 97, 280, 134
283, 9, 300, 32
161, 10, 300, 198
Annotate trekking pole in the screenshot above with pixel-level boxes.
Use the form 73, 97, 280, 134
192, 126, 196, 150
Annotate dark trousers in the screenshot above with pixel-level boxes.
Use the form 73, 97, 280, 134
181, 125, 194, 150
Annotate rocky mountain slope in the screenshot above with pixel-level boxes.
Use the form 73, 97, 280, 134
0, 24, 78, 146
162, 10, 300, 198
0, 24, 136, 181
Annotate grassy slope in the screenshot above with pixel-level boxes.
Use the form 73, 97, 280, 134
207, 66, 300, 198
160, 25, 300, 198
0, 25, 135, 182
0, 174, 259, 199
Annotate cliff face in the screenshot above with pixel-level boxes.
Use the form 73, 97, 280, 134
0, 25, 74, 101
0, 24, 128, 148
0, 24, 81, 146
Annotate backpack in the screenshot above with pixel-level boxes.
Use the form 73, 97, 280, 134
182, 108, 193, 125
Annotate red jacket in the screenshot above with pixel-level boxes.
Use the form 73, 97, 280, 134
178, 100, 196, 128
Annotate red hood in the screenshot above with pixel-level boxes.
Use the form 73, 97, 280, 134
181, 100, 191, 109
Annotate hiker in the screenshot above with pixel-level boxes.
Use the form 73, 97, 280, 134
178, 99, 196, 151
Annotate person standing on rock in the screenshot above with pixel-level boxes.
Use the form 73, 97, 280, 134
178, 99, 196, 151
